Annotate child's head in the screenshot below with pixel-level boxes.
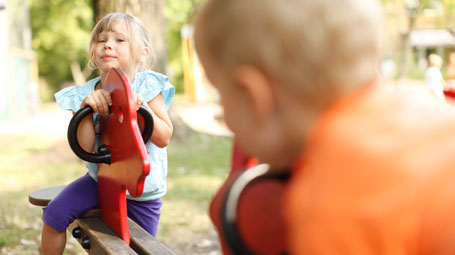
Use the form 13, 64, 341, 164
428, 54, 442, 69
194, 0, 382, 168
449, 52, 455, 64
88, 13, 155, 74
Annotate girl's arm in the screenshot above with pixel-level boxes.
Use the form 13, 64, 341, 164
136, 93, 173, 148
77, 89, 112, 152
76, 115, 96, 152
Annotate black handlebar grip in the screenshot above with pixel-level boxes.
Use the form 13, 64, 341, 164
137, 105, 154, 143
67, 105, 154, 164
67, 106, 112, 164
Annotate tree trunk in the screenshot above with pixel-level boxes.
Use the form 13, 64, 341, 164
399, 12, 417, 79
93, 0, 167, 74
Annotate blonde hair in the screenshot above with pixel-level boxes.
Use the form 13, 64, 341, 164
87, 13, 156, 72
428, 54, 442, 68
195, 0, 382, 104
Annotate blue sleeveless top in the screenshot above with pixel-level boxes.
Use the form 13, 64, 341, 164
55, 70, 175, 201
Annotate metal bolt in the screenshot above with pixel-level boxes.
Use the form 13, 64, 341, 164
81, 236, 91, 250
72, 227, 82, 239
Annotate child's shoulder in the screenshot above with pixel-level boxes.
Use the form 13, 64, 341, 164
134, 70, 175, 106
54, 77, 101, 112
136, 70, 171, 85
56, 77, 101, 96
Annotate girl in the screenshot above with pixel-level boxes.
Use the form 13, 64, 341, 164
41, 13, 174, 254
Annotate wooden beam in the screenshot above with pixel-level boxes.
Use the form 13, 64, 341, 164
68, 218, 136, 255
128, 218, 175, 255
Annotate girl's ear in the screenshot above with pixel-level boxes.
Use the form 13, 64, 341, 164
137, 47, 150, 63
232, 66, 275, 124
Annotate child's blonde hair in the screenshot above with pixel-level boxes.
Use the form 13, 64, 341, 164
428, 54, 442, 68
195, 0, 382, 105
88, 13, 156, 72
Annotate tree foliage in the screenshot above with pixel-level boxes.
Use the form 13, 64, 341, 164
30, 0, 93, 91
30, 0, 206, 94
380, 0, 455, 78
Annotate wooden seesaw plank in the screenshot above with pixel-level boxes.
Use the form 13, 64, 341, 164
28, 186, 99, 218
68, 218, 136, 255
28, 185, 65, 206
29, 185, 175, 255
128, 219, 175, 255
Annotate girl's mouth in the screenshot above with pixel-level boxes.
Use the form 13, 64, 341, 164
102, 55, 116, 60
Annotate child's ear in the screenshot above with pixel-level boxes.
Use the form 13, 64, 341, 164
232, 66, 275, 124
137, 47, 150, 63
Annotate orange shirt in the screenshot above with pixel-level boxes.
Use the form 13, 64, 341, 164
286, 84, 455, 254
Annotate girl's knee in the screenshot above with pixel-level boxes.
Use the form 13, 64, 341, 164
42, 222, 64, 234
42, 201, 76, 232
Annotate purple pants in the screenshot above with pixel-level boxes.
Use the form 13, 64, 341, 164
42, 174, 162, 236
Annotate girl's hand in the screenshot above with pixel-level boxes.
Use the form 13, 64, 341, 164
81, 89, 112, 115
134, 93, 145, 110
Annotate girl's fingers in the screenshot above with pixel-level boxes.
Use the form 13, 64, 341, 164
98, 94, 110, 115
101, 90, 112, 106
89, 90, 111, 114
90, 94, 102, 113
81, 89, 112, 114
136, 94, 146, 110
82, 95, 96, 113
97, 90, 111, 114
100, 89, 112, 114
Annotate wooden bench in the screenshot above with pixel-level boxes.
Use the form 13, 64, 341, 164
29, 186, 175, 255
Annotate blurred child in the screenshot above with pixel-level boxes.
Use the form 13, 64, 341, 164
194, 0, 455, 254
446, 52, 455, 88
41, 13, 174, 254
425, 53, 446, 102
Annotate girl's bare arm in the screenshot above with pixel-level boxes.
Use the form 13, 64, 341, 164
138, 93, 173, 148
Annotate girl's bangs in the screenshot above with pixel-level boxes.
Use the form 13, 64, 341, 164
93, 14, 129, 40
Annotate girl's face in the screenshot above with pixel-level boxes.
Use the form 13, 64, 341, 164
93, 22, 136, 78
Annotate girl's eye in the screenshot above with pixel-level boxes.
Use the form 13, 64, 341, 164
116, 39, 124, 43
98, 39, 106, 43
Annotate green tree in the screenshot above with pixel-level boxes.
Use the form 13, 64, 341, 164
441, 0, 455, 28
30, 0, 206, 95
30, 0, 93, 93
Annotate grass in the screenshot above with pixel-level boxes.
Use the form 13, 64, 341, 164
160, 133, 232, 251
0, 105, 232, 254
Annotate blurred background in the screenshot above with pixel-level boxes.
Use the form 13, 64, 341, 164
0, 0, 455, 254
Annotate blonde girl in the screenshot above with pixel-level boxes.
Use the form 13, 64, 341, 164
41, 13, 174, 254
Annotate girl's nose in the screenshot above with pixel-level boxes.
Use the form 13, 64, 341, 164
104, 40, 113, 49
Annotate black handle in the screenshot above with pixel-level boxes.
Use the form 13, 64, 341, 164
67, 106, 111, 164
137, 105, 154, 143
67, 105, 154, 164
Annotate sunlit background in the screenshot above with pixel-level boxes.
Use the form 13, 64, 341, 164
1, 0, 455, 254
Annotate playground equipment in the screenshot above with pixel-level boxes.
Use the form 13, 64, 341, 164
29, 68, 174, 254
209, 143, 289, 254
